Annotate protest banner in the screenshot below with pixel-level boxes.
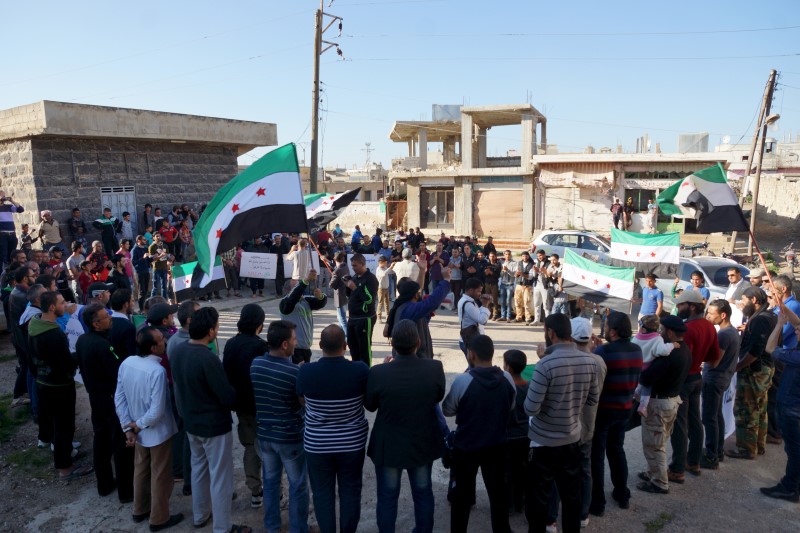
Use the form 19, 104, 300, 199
240, 252, 278, 279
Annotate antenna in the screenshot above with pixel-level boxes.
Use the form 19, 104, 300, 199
362, 142, 373, 176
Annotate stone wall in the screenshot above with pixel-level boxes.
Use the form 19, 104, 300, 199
755, 174, 800, 231
1, 137, 239, 247
333, 202, 386, 233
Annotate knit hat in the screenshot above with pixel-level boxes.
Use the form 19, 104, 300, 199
661, 315, 687, 333
397, 279, 420, 299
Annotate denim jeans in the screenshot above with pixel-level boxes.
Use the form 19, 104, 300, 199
778, 405, 800, 493
702, 380, 727, 461
498, 284, 514, 319
670, 374, 703, 473
590, 409, 630, 512
374, 462, 434, 533
551, 300, 570, 316
336, 306, 348, 338
388, 275, 397, 304
307, 449, 365, 533
151, 269, 168, 298
259, 439, 309, 533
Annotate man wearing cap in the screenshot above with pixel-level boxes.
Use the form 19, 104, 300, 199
0, 190, 24, 266
636, 315, 692, 494
727, 287, 777, 460
38, 210, 64, 253
749, 267, 765, 290
77, 303, 135, 502
669, 290, 719, 482
392, 248, 420, 289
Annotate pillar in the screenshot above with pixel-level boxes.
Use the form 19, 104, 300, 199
418, 128, 427, 170
461, 113, 474, 169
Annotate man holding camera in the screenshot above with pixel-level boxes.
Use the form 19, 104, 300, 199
0, 190, 24, 266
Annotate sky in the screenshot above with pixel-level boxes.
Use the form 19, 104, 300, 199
2, 0, 799, 170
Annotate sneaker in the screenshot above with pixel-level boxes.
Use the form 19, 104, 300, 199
760, 484, 800, 503
637, 481, 669, 494
11, 397, 30, 407
546, 523, 558, 533
250, 491, 263, 509
48, 441, 81, 451
580, 518, 590, 528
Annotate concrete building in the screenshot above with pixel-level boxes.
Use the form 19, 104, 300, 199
0, 100, 276, 243
388, 104, 547, 240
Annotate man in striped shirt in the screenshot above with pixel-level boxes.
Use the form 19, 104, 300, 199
296, 324, 369, 533
251, 320, 309, 533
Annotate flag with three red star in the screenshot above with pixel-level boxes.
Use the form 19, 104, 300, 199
607, 228, 680, 278
192, 143, 307, 288
562, 249, 636, 312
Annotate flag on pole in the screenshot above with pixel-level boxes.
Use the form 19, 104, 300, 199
657, 164, 748, 233
562, 249, 636, 312
305, 188, 362, 233
172, 258, 226, 302
192, 143, 307, 288
608, 228, 680, 278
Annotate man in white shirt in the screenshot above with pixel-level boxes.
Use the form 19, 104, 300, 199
286, 238, 313, 282
115, 326, 183, 531
457, 277, 492, 359
725, 266, 747, 303
392, 248, 420, 288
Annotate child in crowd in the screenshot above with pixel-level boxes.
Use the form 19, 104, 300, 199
503, 349, 530, 514
19, 224, 38, 253
143, 225, 154, 245
78, 260, 95, 304
375, 255, 391, 322
631, 314, 680, 416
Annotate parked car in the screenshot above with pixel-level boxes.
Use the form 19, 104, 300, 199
643, 256, 751, 314
531, 230, 611, 264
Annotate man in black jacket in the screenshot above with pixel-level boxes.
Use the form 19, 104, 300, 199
29, 291, 93, 479
269, 234, 290, 297
637, 316, 692, 494
330, 252, 350, 336
365, 319, 446, 533
9, 266, 35, 407
222, 304, 269, 509
93, 208, 121, 258
109, 288, 137, 360
345, 254, 379, 366
76, 303, 134, 501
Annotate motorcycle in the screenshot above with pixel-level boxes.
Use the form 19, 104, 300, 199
783, 242, 798, 273
679, 241, 709, 257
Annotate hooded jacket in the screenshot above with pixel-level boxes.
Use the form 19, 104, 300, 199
28, 316, 76, 387
442, 365, 516, 451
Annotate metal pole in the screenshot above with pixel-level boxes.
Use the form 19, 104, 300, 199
309, 4, 323, 194
748, 69, 777, 255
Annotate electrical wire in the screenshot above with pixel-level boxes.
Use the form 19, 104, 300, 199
348, 52, 799, 62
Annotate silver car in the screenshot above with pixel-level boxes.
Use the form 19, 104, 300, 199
531, 230, 611, 264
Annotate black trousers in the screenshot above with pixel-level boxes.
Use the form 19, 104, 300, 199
506, 438, 530, 512
768, 364, 783, 439
526, 442, 582, 533
347, 316, 375, 366
293, 347, 312, 364
451, 445, 510, 533
137, 271, 151, 311
89, 397, 134, 501
37, 383, 76, 470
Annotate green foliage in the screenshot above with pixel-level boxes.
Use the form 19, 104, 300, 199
0, 393, 30, 441
644, 512, 674, 533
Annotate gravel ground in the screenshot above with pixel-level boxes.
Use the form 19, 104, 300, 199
0, 293, 798, 532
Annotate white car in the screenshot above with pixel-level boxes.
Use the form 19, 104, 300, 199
531, 230, 611, 264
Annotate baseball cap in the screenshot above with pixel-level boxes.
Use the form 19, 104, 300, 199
749, 267, 764, 278
87, 282, 114, 299
673, 290, 704, 305
147, 303, 180, 324
660, 315, 687, 333
570, 317, 593, 342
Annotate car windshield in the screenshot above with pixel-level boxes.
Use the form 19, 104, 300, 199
704, 264, 750, 287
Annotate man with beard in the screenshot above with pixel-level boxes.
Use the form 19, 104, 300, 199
726, 287, 778, 460
668, 291, 719, 483
532, 250, 551, 324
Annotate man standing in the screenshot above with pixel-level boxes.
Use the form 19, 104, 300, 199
345, 254, 379, 366
387, 272, 451, 358
639, 274, 664, 321
392, 248, 420, 287
767, 275, 800, 445
109, 289, 137, 360
131, 235, 152, 312
93, 208, 121, 258
28, 291, 94, 479
149, 233, 170, 299
725, 266, 748, 303
636, 316, 692, 494
548, 254, 569, 316
286, 238, 313, 283
329, 252, 350, 335
77, 303, 135, 502
443, 335, 515, 533
589, 311, 642, 515
140, 204, 155, 236
669, 290, 719, 481
365, 319, 446, 533
726, 287, 777, 460
610, 198, 623, 230
532, 249, 551, 324
296, 325, 370, 533
457, 278, 492, 358
514, 251, 535, 325
483, 252, 502, 320
170, 307, 245, 532
427, 242, 450, 295
38, 210, 64, 253
251, 320, 309, 533
525, 314, 601, 533
222, 304, 268, 510
67, 208, 88, 251
114, 327, 183, 530
0, 190, 24, 266
498, 250, 517, 322
279, 270, 328, 363
248, 237, 270, 297
9, 266, 34, 407
646, 199, 658, 233
700, 300, 739, 469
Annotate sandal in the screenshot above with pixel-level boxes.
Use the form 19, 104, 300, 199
59, 464, 93, 481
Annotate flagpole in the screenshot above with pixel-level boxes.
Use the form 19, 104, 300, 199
747, 229, 780, 296
307, 235, 334, 274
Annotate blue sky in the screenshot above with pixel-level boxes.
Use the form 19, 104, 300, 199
2, 0, 798, 169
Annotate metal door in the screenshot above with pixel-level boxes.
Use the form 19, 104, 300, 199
100, 186, 137, 229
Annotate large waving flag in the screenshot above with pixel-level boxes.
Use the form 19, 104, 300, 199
657, 164, 748, 233
192, 143, 307, 287
172, 258, 226, 302
609, 228, 679, 278
305, 188, 362, 234
562, 248, 635, 312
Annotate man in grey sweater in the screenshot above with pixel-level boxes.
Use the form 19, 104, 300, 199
525, 313, 602, 533
279, 269, 327, 363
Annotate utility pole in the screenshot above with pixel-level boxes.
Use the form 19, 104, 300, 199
747, 69, 778, 255
310, 0, 343, 194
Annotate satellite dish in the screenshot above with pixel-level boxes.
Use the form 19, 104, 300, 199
722, 135, 731, 144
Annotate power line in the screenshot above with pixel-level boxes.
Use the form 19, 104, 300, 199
348, 52, 799, 62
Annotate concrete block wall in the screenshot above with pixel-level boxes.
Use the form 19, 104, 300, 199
0, 102, 45, 141
0, 139, 40, 229
333, 202, 385, 234
755, 174, 800, 231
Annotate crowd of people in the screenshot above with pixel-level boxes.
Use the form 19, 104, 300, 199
1, 192, 799, 533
